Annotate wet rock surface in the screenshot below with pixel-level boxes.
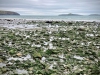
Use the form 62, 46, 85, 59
0, 19, 100, 75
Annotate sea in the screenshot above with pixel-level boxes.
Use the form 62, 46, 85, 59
0, 15, 100, 21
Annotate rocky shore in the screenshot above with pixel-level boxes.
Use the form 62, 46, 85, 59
0, 19, 100, 75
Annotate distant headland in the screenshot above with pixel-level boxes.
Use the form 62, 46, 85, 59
0, 10, 20, 15
58, 13, 82, 16
59, 13, 100, 16
88, 14, 100, 16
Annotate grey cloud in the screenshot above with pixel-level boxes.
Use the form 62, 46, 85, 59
0, 0, 100, 15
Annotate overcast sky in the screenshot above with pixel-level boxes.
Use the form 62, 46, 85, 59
0, 0, 100, 15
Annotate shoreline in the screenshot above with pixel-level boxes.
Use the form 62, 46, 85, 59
0, 18, 100, 31
0, 18, 100, 22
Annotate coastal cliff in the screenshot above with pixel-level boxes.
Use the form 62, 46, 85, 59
0, 10, 20, 15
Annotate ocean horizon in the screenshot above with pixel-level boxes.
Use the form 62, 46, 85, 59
0, 15, 100, 21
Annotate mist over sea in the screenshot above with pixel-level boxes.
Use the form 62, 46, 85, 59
0, 15, 100, 21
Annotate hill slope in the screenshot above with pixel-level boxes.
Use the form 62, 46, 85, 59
0, 10, 20, 15
89, 14, 100, 16
59, 13, 82, 16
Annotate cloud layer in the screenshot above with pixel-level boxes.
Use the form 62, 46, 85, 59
0, 0, 100, 15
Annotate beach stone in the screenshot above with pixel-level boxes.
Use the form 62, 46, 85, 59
16, 52, 22, 56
